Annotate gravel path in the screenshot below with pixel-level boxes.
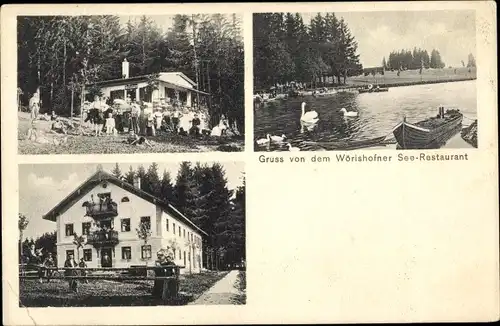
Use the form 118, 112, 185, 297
189, 270, 240, 305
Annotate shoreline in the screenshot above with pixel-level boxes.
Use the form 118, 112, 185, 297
339, 76, 476, 90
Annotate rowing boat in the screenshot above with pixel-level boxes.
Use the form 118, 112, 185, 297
392, 108, 463, 149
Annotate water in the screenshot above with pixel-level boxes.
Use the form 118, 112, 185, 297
254, 80, 476, 151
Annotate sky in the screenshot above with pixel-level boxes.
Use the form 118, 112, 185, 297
299, 10, 476, 68
19, 162, 245, 239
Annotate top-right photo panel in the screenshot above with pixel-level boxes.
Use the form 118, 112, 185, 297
253, 10, 477, 151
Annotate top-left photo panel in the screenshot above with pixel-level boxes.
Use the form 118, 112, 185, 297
17, 14, 244, 154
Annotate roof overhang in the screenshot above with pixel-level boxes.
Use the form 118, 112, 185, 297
42, 170, 208, 237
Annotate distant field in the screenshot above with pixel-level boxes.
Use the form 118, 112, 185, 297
346, 67, 476, 86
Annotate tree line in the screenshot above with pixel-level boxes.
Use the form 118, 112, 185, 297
118, 161, 246, 269
253, 13, 363, 90
383, 48, 447, 71
19, 162, 245, 270
17, 14, 244, 131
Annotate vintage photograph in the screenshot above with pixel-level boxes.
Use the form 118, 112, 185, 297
17, 14, 244, 154
253, 11, 478, 151
18, 161, 246, 306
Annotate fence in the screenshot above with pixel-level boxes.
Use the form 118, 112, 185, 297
19, 264, 185, 303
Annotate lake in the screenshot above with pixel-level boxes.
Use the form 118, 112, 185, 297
254, 80, 477, 151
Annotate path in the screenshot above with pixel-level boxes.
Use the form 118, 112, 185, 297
189, 270, 241, 305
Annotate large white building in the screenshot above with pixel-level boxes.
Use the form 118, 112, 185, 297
43, 168, 207, 274
84, 59, 209, 108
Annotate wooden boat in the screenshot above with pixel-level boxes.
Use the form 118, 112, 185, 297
392, 108, 463, 149
303, 135, 387, 150
314, 89, 337, 97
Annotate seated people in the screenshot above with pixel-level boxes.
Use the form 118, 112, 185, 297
189, 113, 201, 136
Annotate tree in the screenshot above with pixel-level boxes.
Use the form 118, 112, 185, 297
467, 53, 476, 68
72, 233, 86, 261
35, 232, 57, 260
160, 170, 175, 203
144, 162, 161, 197
124, 165, 135, 185
136, 220, 152, 265
136, 165, 147, 190
18, 213, 29, 262
111, 163, 122, 179
382, 57, 387, 70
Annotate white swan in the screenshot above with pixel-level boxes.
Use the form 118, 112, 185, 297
300, 102, 319, 123
270, 134, 287, 142
340, 108, 358, 117
256, 134, 271, 145
287, 143, 300, 152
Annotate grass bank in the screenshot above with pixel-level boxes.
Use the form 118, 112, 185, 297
344, 67, 476, 88
230, 270, 246, 305
19, 271, 229, 307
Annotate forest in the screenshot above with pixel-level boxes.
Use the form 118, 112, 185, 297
17, 14, 244, 131
19, 162, 246, 270
383, 48, 446, 71
253, 13, 363, 90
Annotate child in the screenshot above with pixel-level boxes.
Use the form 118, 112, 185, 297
105, 113, 116, 135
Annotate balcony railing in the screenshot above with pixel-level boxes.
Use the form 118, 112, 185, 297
86, 230, 119, 247
85, 201, 118, 218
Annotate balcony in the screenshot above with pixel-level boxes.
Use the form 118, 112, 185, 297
85, 201, 118, 219
87, 230, 119, 247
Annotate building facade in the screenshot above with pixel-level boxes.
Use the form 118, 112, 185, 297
43, 169, 206, 274
84, 59, 209, 108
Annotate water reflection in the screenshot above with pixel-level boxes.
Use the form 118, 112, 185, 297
254, 80, 476, 151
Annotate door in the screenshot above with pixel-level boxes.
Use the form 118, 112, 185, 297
101, 248, 112, 267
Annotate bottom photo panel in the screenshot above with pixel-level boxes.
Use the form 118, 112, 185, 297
18, 160, 246, 307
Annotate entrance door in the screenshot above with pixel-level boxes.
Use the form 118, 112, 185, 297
101, 248, 112, 267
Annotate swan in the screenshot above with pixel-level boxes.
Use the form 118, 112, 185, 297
256, 134, 271, 145
300, 102, 319, 123
270, 134, 287, 142
340, 108, 358, 117
287, 143, 300, 152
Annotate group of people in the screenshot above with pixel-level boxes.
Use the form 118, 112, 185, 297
83, 95, 209, 139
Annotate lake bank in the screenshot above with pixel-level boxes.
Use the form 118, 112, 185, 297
338, 76, 476, 90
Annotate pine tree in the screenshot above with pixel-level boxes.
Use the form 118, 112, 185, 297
144, 163, 161, 197
160, 170, 175, 203
136, 165, 147, 191
111, 163, 122, 179
124, 166, 135, 185
467, 53, 476, 68
173, 162, 195, 213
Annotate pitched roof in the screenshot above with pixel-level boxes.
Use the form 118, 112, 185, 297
42, 170, 207, 236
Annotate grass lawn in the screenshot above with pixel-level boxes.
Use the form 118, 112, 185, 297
230, 270, 246, 305
18, 112, 244, 154
19, 271, 229, 307
345, 67, 476, 86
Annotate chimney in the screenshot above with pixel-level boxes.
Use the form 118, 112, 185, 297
133, 176, 141, 189
122, 59, 129, 79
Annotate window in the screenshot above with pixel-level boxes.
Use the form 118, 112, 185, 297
141, 216, 151, 230
183, 251, 186, 266
173, 223, 176, 234
66, 250, 74, 260
141, 245, 152, 259
122, 247, 132, 260
121, 218, 131, 232
65, 224, 74, 236
173, 248, 176, 259
183, 229, 186, 238
82, 222, 91, 235
83, 249, 92, 261
166, 219, 169, 232
121, 196, 130, 203
178, 226, 181, 236
179, 250, 181, 259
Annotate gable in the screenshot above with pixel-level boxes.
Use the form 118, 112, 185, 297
158, 73, 196, 89
43, 170, 207, 236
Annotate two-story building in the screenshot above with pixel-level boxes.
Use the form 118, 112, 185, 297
42, 167, 207, 274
